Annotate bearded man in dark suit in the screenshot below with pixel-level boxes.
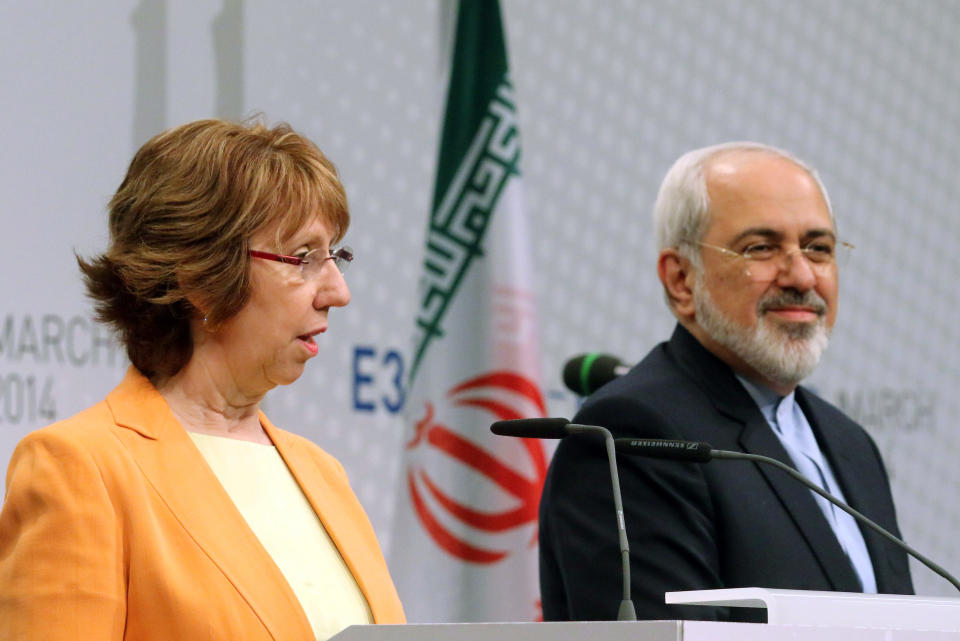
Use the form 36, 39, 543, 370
539, 142, 914, 622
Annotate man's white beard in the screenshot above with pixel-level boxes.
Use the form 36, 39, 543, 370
693, 276, 830, 389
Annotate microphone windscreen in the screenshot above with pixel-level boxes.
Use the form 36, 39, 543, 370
614, 438, 713, 463
562, 353, 624, 396
490, 418, 570, 439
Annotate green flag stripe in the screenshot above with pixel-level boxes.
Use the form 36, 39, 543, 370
433, 86, 516, 228
410, 79, 520, 383
432, 0, 509, 212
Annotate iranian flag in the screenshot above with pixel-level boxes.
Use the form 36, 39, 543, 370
389, 0, 548, 623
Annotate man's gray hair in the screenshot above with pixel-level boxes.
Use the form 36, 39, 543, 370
652, 142, 834, 265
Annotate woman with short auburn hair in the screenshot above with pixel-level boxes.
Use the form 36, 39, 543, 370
0, 118, 404, 641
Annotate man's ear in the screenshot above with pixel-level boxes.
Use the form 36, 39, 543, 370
657, 249, 697, 320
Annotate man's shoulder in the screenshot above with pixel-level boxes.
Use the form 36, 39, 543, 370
583, 327, 728, 407
580, 340, 678, 400
571, 339, 718, 439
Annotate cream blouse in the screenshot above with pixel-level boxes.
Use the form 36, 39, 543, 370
189, 432, 373, 641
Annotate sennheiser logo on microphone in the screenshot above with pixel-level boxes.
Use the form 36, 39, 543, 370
629, 439, 687, 449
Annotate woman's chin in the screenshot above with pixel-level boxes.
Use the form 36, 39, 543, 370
259, 362, 308, 390
281, 363, 310, 386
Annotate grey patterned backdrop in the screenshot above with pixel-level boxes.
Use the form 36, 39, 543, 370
2, 0, 960, 599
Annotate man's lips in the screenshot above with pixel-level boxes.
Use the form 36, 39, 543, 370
764, 306, 822, 322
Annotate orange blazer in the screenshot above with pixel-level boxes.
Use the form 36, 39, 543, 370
0, 367, 404, 640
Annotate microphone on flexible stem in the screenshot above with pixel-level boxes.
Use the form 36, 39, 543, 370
615, 437, 960, 594
562, 353, 631, 396
491, 418, 637, 621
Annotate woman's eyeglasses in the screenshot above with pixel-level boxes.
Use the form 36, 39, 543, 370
249, 246, 354, 280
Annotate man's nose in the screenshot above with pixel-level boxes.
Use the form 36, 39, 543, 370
775, 248, 817, 290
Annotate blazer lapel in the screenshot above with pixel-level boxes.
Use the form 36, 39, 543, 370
668, 327, 862, 591
106, 368, 315, 640
264, 419, 388, 622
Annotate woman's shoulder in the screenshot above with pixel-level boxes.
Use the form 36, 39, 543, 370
23, 398, 115, 443
19, 366, 150, 450
4, 399, 139, 509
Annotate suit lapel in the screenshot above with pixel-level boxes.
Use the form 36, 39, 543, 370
797, 390, 898, 591
106, 368, 315, 641
737, 409, 863, 591
263, 419, 385, 622
668, 327, 863, 591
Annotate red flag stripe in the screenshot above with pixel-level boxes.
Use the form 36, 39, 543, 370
419, 470, 537, 531
407, 470, 507, 564
426, 425, 536, 498
447, 371, 547, 416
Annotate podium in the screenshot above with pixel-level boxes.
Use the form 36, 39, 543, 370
667, 587, 960, 631
331, 589, 960, 640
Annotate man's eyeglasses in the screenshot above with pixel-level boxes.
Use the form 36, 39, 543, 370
249, 246, 354, 280
694, 240, 853, 281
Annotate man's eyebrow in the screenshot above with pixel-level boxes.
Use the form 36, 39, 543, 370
729, 227, 782, 244
802, 228, 837, 241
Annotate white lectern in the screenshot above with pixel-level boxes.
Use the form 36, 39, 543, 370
331, 589, 960, 641
667, 587, 960, 632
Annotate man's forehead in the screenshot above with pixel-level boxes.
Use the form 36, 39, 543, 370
703, 154, 834, 237
705, 205, 836, 238
705, 148, 803, 180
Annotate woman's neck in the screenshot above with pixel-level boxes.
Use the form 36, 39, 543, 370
155, 359, 272, 445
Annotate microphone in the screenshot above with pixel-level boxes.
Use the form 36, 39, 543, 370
615, 437, 960, 594
490, 418, 637, 621
562, 353, 630, 396
490, 417, 570, 439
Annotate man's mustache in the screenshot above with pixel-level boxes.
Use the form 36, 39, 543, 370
758, 290, 827, 316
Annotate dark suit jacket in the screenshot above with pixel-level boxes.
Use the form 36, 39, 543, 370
539, 324, 913, 622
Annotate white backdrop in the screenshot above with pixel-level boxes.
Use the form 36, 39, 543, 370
2, 0, 960, 599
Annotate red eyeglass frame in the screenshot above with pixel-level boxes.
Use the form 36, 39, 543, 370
248, 246, 354, 271
248, 249, 308, 265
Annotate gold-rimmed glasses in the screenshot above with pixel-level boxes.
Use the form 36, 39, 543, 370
694, 239, 853, 281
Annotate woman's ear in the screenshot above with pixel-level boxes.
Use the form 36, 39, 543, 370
657, 249, 697, 321
176, 274, 213, 332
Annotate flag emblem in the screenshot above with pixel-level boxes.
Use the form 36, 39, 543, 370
404, 371, 548, 564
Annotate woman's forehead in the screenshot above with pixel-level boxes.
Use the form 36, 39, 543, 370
255, 213, 337, 248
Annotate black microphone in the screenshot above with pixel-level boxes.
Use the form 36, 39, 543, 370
562, 353, 630, 396
490, 418, 637, 621
615, 437, 960, 594
490, 417, 570, 439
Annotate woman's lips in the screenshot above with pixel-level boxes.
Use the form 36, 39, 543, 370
297, 331, 324, 355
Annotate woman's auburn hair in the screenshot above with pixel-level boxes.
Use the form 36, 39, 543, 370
78, 117, 349, 381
